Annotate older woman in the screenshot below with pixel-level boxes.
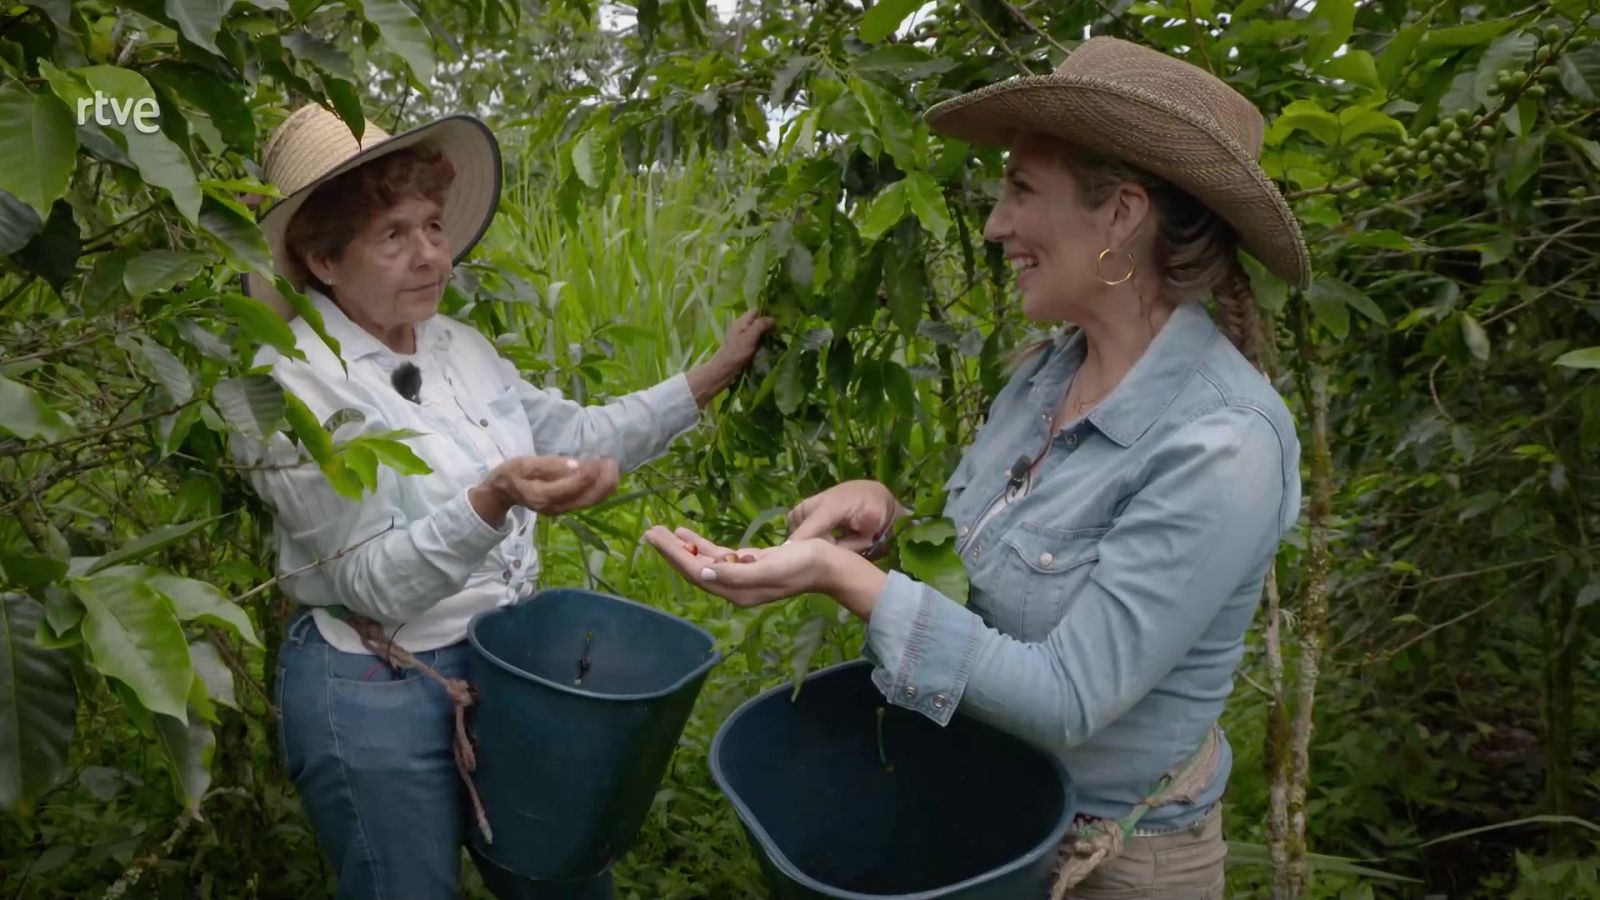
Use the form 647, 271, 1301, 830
234, 105, 770, 899
647, 38, 1304, 898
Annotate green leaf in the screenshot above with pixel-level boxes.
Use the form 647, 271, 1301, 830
217, 293, 299, 360
1460, 313, 1490, 362
0, 593, 77, 819
571, 131, 599, 188
1338, 106, 1405, 143
165, 0, 226, 55
1307, 279, 1351, 338
1418, 19, 1518, 58
1556, 130, 1600, 174
0, 188, 43, 256
125, 251, 209, 300
1226, 841, 1420, 882
1378, 23, 1425, 90
898, 527, 968, 605
347, 0, 437, 85
188, 640, 236, 711
0, 84, 76, 218
0, 550, 67, 591
1317, 49, 1379, 90
147, 65, 255, 151
1558, 54, 1596, 103
1310, 276, 1382, 324
284, 30, 356, 80
0, 375, 77, 441
153, 709, 213, 813
147, 573, 261, 648
1303, 0, 1355, 67
72, 571, 192, 720
136, 337, 195, 404
213, 374, 287, 444
74, 67, 202, 223
200, 195, 273, 277
851, 45, 955, 80
773, 346, 806, 415
87, 519, 216, 575
903, 173, 952, 241
321, 76, 365, 144
284, 392, 335, 466
1418, 815, 1600, 848
276, 277, 342, 363
1266, 99, 1340, 146
857, 180, 908, 241
1553, 347, 1600, 370
340, 444, 379, 490
859, 0, 921, 43
1504, 131, 1545, 197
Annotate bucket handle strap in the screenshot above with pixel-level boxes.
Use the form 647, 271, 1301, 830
1050, 724, 1223, 897
328, 606, 495, 844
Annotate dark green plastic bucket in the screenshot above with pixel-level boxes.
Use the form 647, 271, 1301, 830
466, 588, 721, 881
468, 842, 615, 900
711, 660, 1075, 899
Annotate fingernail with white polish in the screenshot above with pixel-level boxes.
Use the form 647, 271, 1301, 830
700, 568, 717, 582
566, 459, 579, 470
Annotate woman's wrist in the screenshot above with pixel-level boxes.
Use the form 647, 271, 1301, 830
685, 361, 735, 408
468, 479, 513, 529
816, 542, 888, 620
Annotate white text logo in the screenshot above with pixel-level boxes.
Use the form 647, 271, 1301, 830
76, 91, 161, 135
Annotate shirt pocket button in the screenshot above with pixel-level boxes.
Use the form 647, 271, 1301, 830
1038, 552, 1054, 567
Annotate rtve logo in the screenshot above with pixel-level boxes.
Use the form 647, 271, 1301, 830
75, 91, 161, 135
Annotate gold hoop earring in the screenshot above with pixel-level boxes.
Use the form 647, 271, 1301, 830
1096, 248, 1135, 286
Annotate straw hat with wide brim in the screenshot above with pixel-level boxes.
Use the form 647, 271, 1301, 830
244, 104, 502, 316
925, 36, 1309, 289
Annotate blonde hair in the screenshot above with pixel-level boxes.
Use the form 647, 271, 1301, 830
1007, 148, 1262, 370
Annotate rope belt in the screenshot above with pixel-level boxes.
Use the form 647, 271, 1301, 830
332, 609, 495, 845
1050, 725, 1223, 896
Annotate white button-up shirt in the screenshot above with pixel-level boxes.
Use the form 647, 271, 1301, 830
231, 289, 700, 654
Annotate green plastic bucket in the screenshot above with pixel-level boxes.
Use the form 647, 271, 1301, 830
711, 660, 1075, 899
467, 588, 720, 880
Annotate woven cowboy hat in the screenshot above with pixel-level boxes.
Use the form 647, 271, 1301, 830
925, 36, 1310, 289
244, 104, 502, 316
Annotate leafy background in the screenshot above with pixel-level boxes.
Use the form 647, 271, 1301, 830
1, 0, 1598, 897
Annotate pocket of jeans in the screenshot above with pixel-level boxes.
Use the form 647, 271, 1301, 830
997, 523, 1108, 639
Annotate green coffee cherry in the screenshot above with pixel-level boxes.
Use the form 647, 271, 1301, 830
1454, 110, 1473, 127
1527, 84, 1548, 99
1451, 151, 1471, 167
1536, 46, 1554, 65
1383, 166, 1399, 180
1543, 25, 1563, 44
1421, 125, 1441, 142
1540, 67, 1561, 84
1397, 147, 1415, 163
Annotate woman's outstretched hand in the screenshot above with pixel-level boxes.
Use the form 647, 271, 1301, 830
686, 309, 776, 407
643, 526, 831, 608
470, 456, 619, 527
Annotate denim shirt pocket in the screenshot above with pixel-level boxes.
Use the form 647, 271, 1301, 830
997, 522, 1108, 640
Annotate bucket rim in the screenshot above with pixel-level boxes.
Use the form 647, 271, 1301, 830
467, 587, 723, 702
708, 659, 1076, 900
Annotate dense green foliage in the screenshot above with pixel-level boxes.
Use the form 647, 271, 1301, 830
1, 0, 1598, 896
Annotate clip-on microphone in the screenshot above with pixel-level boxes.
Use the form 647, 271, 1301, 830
391, 362, 422, 404
1007, 454, 1032, 493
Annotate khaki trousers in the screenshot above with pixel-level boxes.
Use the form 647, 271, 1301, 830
1063, 804, 1227, 899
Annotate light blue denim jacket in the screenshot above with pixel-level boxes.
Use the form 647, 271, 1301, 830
865, 301, 1302, 829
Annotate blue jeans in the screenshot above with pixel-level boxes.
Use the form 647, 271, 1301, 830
277, 611, 614, 900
